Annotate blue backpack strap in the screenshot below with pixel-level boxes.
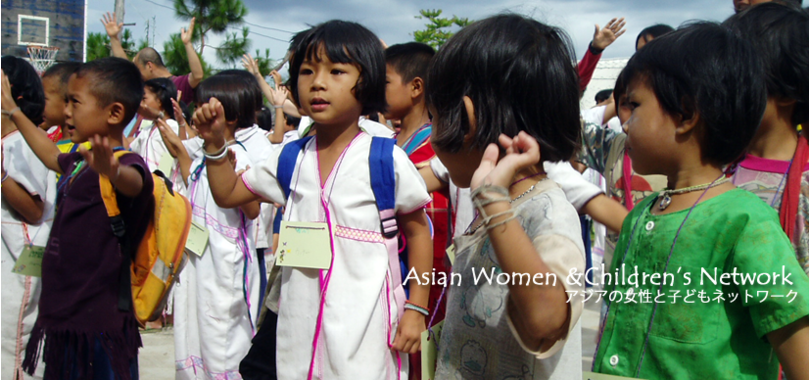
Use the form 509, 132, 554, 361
277, 136, 313, 200
368, 137, 398, 237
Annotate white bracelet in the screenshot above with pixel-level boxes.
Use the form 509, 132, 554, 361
1, 107, 20, 118
203, 145, 229, 161
273, 105, 283, 109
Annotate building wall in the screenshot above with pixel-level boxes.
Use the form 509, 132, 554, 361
580, 58, 628, 110
2, 0, 85, 63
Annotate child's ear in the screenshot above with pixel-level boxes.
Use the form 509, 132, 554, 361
106, 102, 127, 125
410, 77, 424, 99
675, 110, 700, 136
462, 95, 477, 143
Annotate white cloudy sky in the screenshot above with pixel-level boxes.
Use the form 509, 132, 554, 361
85, 0, 805, 75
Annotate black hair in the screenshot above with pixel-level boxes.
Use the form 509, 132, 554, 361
256, 106, 273, 132
287, 20, 387, 116
385, 42, 435, 83
144, 78, 177, 119
137, 47, 166, 68
196, 74, 260, 130
1, 56, 45, 125
285, 113, 301, 128
42, 62, 81, 95
426, 14, 580, 163
635, 24, 674, 51
215, 69, 263, 115
723, 2, 808, 127
620, 22, 766, 165
74, 57, 144, 126
594, 89, 613, 104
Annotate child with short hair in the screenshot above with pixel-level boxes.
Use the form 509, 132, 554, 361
426, 14, 586, 379
130, 78, 180, 173
3, 57, 153, 380
384, 42, 451, 326
593, 23, 809, 379
157, 74, 263, 380
193, 20, 434, 379
40, 62, 84, 151
723, 3, 809, 274
1, 55, 52, 380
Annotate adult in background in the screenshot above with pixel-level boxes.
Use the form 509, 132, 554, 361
103, 13, 203, 105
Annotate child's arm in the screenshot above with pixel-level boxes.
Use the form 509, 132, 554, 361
1, 73, 62, 174
79, 135, 143, 198
233, 166, 261, 220
418, 165, 447, 194
768, 318, 809, 380
392, 209, 432, 354
472, 132, 571, 348
155, 118, 193, 186
1, 165, 45, 225
194, 98, 262, 208
102, 12, 127, 59
580, 194, 627, 233
269, 88, 290, 144
181, 18, 204, 88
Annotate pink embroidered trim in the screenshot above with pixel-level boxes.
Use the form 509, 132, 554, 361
333, 225, 385, 243
175, 356, 242, 380
192, 206, 240, 239
241, 173, 263, 198
15, 276, 32, 379
740, 153, 810, 173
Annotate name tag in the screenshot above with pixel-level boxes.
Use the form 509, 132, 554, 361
582, 372, 643, 380
445, 244, 456, 265
421, 320, 444, 380
275, 221, 332, 270
12, 245, 45, 277
157, 152, 174, 176
185, 221, 209, 257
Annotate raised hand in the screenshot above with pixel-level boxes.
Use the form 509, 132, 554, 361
470, 131, 542, 192
271, 86, 289, 108
191, 98, 228, 145
270, 70, 283, 88
171, 99, 187, 126
181, 17, 196, 45
592, 17, 627, 51
154, 118, 186, 159
79, 135, 120, 179
241, 53, 261, 77
101, 12, 123, 39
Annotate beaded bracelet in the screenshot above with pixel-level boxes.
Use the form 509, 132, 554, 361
404, 303, 429, 316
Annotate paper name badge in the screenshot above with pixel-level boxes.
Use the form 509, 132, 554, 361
582, 372, 644, 380
12, 246, 45, 277
275, 221, 332, 270
446, 244, 456, 265
421, 320, 444, 380
185, 221, 209, 257
157, 152, 175, 176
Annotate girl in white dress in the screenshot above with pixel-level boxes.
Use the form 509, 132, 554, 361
190, 20, 434, 380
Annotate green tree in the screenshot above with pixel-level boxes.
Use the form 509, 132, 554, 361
412, 9, 471, 49
216, 26, 251, 67
172, 0, 248, 56
253, 48, 273, 77
162, 33, 213, 77
86, 29, 138, 61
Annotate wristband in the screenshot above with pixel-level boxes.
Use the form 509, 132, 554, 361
273, 105, 283, 109
1, 172, 9, 183
203, 146, 229, 161
1, 107, 20, 118
404, 302, 429, 316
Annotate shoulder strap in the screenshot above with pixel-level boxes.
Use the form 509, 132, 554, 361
369, 137, 397, 238
277, 136, 313, 200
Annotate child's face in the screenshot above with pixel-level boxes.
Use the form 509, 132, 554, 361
64, 74, 112, 143
622, 78, 681, 175
139, 87, 162, 120
384, 65, 410, 120
41, 76, 66, 128
297, 47, 363, 127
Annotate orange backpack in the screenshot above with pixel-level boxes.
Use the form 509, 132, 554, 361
100, 151, 192, 326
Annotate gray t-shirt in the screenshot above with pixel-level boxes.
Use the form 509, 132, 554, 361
435, 179, 585, 380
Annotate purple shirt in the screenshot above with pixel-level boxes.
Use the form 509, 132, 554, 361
25, 152, 153, 379
172, 74, 196, 105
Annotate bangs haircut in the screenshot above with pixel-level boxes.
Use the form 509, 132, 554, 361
385, 42, 435, 83
426, 14, 581, 163
144, 78, 177, 119
42, 62, 81, 95
216, 70, 263, 114
196, 74, 259, 130
619, 22, 766, 165
287, 20, 386, 116
1, 56, 45, 125
723, 3, 808, 127
74, 57, 144, 126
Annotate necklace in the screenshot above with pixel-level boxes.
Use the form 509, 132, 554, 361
467, 178, 548, 234
657, 175, 728, 210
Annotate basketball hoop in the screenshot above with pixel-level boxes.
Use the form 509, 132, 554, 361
27, 45, 59, 75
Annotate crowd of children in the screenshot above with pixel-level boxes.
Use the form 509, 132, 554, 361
0, 2, 808, 380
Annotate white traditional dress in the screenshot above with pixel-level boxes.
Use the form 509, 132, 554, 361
1, 131, 55, 379
173, 145, 261, 380
130, 118, 181, 182
242, 131, 431, 379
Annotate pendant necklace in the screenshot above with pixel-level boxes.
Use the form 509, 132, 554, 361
657, 175, 729, 211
